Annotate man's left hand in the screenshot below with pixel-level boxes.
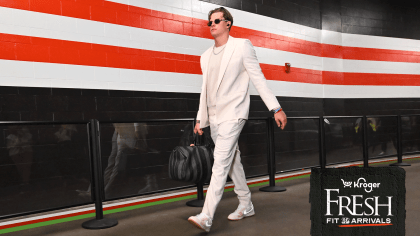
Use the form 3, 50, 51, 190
274, 111, 287, 130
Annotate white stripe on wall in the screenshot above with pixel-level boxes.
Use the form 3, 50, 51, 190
0, 8, 419, 75
1, 59, 418, 98
2, 0, 413, 54
107, 0, 420, 51
324, 84, 420, 98
0, 59, 202, 92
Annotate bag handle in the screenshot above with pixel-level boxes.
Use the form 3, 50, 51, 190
193, 132, 203, 146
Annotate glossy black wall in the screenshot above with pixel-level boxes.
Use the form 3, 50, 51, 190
0, 85, 323, 218
203, 0, 420, 40
206, 0, 321, 29
0, 123, 92, 218
324, 98, 420, 116
1, 85, 419, 123
0, 86, 322, 122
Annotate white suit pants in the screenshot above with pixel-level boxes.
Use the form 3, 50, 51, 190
202, 106, 252, 219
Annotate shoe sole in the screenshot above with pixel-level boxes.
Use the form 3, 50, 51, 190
188, 218, 209, 232
228, 212, 255, 221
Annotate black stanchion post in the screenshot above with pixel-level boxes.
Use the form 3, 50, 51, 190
186, 119, 205, 207
82, 119, 118, 229
197, 182, 204, 201
318, 117, 326, 169
260, 117, 286, 192
362, 116, 369, 167
390, 115, 411, 167
186, 182, 205, 207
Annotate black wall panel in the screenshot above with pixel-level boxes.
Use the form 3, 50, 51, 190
0, 124, 92, 218
324, 98, 420, 116
1, 86, 419, 120
204, 0, 420, 40
0, 86, 323, 122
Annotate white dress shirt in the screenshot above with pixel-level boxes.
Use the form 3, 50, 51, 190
206, 44, 226, 108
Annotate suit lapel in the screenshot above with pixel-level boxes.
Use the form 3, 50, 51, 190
216, 36, 236, 93
201, 47, 212, 87
199, 47, 212, 122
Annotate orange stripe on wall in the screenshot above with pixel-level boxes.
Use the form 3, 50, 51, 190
323, 71, 420, 86
1, 32, 419, 86
0, 33, 201, 73
0, 0, 419, 63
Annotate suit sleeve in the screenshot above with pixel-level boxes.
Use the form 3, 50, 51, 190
196, 56, 205, 121
242, 39, 281, 111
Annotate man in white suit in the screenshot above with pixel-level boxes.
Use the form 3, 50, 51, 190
188, 7, 287, 232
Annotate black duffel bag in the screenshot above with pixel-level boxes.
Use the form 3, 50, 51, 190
168, 133, 214, 184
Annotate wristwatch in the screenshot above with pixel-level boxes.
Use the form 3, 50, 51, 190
272, 107, 282, 114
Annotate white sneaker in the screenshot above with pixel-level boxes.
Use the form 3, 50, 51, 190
228, 203, 255, 221
188, 212, 212, 232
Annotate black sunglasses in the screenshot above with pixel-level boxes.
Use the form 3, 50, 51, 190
207, 19, 229, 27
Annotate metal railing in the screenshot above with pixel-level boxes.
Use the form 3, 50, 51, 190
0, 114, 418, 228
0, 121, 93, 220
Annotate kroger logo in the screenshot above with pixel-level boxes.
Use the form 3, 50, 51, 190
341, 177, 381, 193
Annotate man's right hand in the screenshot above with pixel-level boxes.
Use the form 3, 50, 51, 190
194, 122, 203, 135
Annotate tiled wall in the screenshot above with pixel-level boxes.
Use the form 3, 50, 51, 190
339, 0, 420, 39
325, 98, 420, 116
0, 86, 323, 122
0, 0, 419, 217
219, 0, 322, 29
0, 0, 418, 120
213, 0, 420, 40
200, 0, 420, 112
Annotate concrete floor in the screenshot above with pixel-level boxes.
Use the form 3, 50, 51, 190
7, 158, 420, 236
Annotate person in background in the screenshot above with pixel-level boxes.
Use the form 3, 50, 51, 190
354, 118, 396, 156
78, 123, 157, 197
6, 126, 33, 193
54, 124, 78, 187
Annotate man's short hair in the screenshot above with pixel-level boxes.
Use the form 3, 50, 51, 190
208, 7, 233, 31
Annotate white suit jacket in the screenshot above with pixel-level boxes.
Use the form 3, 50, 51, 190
196, 36, 280, 128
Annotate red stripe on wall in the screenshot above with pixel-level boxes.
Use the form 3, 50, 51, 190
0, 0, 419, 63
323, 71, 420, 86
260, 63, 323, 84
0, 32, 419, 86
341, 46, 420, 63
0, 33, 202, 74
